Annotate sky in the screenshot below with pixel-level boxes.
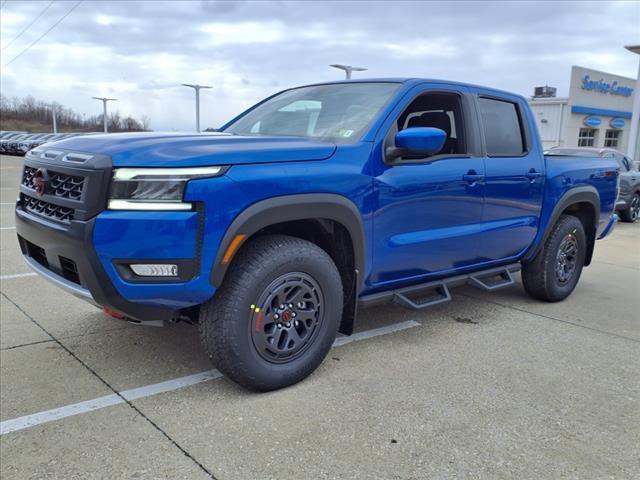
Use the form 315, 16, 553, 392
1, 0, 639, 131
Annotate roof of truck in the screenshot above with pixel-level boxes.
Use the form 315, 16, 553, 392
296, 77, 527, 102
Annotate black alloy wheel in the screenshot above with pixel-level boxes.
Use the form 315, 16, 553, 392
249, 272, 325, 364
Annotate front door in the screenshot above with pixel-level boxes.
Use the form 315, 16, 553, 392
368, 85, 486, 288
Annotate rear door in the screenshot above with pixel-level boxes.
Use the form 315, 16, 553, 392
474, 92, 545, 261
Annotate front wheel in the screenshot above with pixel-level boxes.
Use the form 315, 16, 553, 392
522, 214, 586, 302
619, 193, 639, 223
199, 235, 343, 391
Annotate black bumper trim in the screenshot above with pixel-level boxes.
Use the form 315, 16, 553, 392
15, 207, 178, 322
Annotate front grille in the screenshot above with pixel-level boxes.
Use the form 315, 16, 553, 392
22, 166, 85, 200
21, 194, 74, 223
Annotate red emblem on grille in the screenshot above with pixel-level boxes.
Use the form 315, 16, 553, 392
33, 168, 48, 197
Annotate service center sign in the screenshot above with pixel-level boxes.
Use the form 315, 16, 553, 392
610, 118, 625, 129
581, 75, 634, 97
583, 116, 601, 128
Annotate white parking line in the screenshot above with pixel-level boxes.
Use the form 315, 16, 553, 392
0, 227, 16, 230
0, 273, 37, 281
0, 320, 420, 435
0, 203, 16, 205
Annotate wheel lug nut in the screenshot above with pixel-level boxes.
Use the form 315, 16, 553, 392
291, 312, 297, 317
280, 304, 285, 309
286, 322, 291, 327
288, 303, 293, 308
277, 324, 282, 329
274, 314, 279, 320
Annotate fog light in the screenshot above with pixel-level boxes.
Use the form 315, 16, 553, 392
130, 264, 178, 277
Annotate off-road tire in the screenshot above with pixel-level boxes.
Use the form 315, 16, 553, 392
199, 234, 343, 391
522, 214, 586, 302
619, 192, 639, 223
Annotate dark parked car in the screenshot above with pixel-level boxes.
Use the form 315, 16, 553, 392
547, 147, 639, 222
17, 133, 77, 155
0, 132, 27, 143
1, 133, 31, 154
17, 133, 58, 155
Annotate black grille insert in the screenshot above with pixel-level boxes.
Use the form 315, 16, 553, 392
59, 256, 81, 284
25, 240, 48, 269
21, 194, 74, 223
22, 166, 85, 200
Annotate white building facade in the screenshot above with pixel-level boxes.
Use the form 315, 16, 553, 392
529, 66, 638, 159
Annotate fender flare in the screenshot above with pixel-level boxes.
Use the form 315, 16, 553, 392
210, 193, 366, 289
523, 185, 600, 264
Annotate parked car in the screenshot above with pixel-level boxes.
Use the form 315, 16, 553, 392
547, 147, 639, 222
17, 133, 79, 155
1, 133, 31, 154
17, 133, 58, 155
16, 78, 619, 391
0, 131, 27, 141
9, 133, 49, 155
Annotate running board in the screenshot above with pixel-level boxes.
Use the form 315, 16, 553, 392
468, 268, 515, 291
359, 264, 520, 311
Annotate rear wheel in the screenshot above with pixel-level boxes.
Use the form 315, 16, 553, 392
522, 214, 586, 302
619, 193, 639, 223
199, 235, 343, 391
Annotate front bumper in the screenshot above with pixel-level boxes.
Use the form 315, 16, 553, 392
16, 207, 187, 322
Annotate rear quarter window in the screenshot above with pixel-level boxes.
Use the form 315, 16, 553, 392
478, 97, 525, 156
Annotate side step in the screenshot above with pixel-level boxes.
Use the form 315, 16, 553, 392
359, 263, 520, 311
468, 268, 515, 291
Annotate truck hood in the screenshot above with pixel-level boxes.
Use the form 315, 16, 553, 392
46, 132, 337, 167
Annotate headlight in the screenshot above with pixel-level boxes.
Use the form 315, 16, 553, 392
108, 166, 227, 211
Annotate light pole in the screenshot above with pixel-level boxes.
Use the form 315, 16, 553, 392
624, 45, 640, 160
49, 103, 58, 134
182, 83, 212, 132
92, 97, 118, 133
329, 64, 367, 80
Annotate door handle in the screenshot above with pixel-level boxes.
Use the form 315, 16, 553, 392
462, 173, 484, 184
525, 169, 543, 180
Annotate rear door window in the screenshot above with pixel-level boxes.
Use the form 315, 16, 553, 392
478, 97, 525, 156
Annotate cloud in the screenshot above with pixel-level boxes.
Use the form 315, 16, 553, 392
0, 0, 638, 131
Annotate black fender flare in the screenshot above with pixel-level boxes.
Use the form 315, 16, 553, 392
210, 193, 366, 290
523, 186, 600, 265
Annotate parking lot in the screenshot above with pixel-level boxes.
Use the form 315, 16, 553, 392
0, 151, 638, 479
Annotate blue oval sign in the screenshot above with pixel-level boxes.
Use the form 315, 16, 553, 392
583, 116, 601, 128
610, 118, 625, 129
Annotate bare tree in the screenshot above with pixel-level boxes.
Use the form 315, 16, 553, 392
0, 94, 150, 132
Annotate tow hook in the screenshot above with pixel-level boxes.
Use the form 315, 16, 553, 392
102, 307, 165, 327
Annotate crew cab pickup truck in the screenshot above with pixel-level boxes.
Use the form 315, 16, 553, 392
15, 79, 619, 391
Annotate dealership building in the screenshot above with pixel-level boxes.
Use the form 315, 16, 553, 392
528, 65, 638, 159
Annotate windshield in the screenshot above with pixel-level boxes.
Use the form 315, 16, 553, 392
224, 82, 401, 143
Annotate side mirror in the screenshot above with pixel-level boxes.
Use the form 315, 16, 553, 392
386, 127, 446, 161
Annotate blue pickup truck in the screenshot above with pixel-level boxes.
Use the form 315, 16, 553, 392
15, 79, 618, 391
